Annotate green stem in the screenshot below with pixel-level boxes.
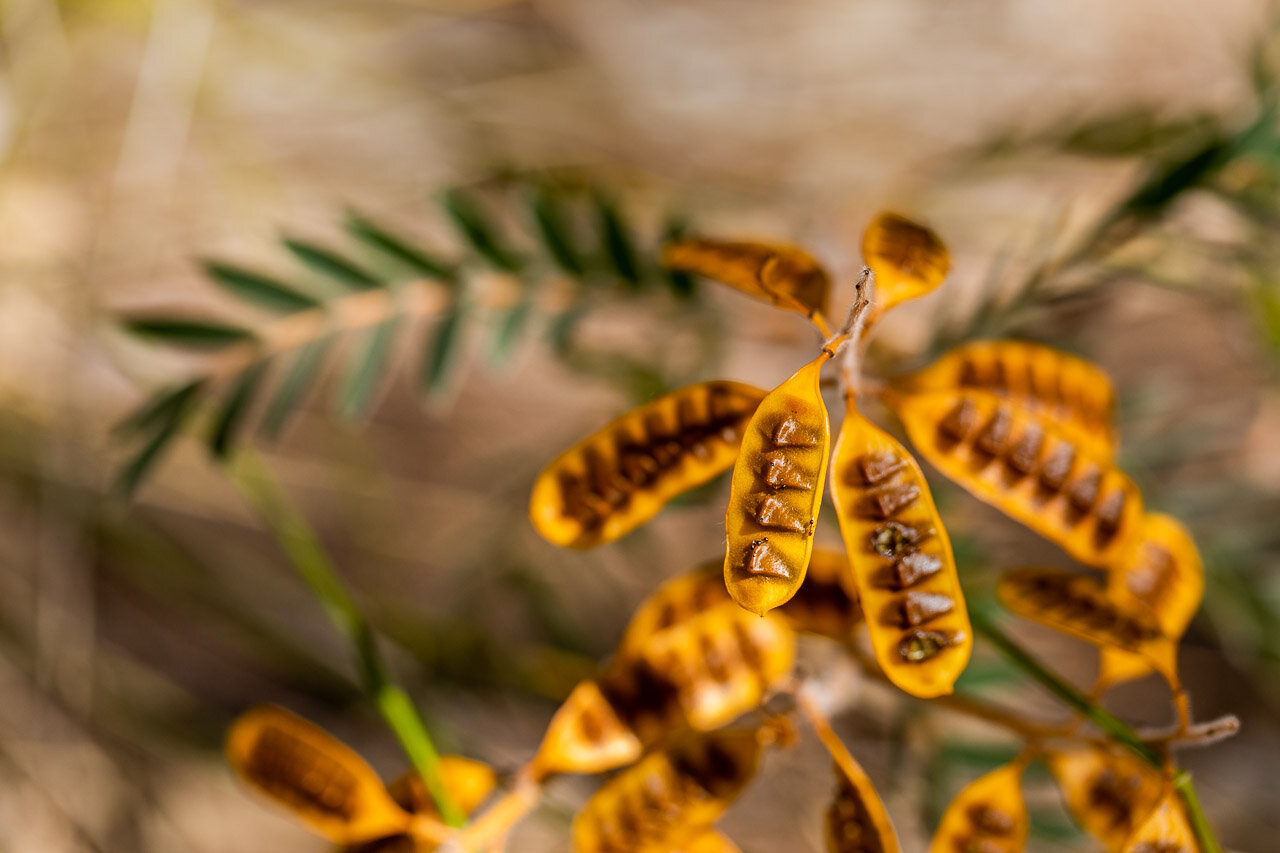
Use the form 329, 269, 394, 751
971, 611, 1222, 853
230, 451, 466, 828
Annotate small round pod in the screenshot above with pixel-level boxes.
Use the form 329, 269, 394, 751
829, 406, 971, 698
531, 380, 766, 548
526, 679, 644, 782
724, 353, 833, 615
929, 761, 1028, 853
861, 213, 950, 323
1121, 785, 1200, 853
572, 726, 771, 853
887, 389, 1144, 571
225, 705, 412, 845
1046, 747, 1163, 853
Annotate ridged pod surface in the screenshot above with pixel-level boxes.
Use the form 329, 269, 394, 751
572, 727, 769, 853
928, 761, 1028, 853
724, 353, 832, 615
888, 389, 1143, 570
997, 568, 1176, 681
1099, 514, 1204, 688
662, 238, 831, 326
531, 381, 766, 548
897, 339, 1116, 458
825, 755, 901, 853
861, 213, 950, 322
1047, 747, 1163, 853
226, 705, 411, 845
1122, 787, 1200, 853
830, 405, 971, 698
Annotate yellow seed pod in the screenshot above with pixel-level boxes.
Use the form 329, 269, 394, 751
830, 404, 971, 698
686, 832, 744, 853
997, 567, 1177, 682
929, 761, 1028, 853
1099, 514, 1204, 688
662, 238, 831, 326
724, 353, 832, 615
897, 339, 1116, 458
225, 705, 411, 845
888, 389, 1143, 570
861, 213, 950, 321
825, 756, 902, 853
572, 727, 769, 853
1047, 747, 1163, 853
616, 562, 732, 659
385, 758, 497, 821
531, 381, 767, 548
1122, 786, 1200, 853
526, 679, 644, 782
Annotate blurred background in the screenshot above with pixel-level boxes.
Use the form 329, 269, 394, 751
2, 0, 1279, 849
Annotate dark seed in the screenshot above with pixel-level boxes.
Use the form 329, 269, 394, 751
871, 521, 920, 558
858, 451, 906, 485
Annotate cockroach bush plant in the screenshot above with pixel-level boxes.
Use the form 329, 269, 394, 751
117, 189, 1236, 853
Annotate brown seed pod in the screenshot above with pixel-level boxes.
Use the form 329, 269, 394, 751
1099, 514, 1204, 689
929, 761, 1028, 853
830, 404, 971, 698
861, 213, 950, 322
1122, 785, 1200, 853
997, 567, 1177, 681
888, 388, 1143, 570
662, 238, 831, 328
896, 339, 1116, 458
530, 381, 767, 548
1047, 747, 1163, 853
724, 353, 832, 615
225, 705, 412, 845
572, 726, 771, 853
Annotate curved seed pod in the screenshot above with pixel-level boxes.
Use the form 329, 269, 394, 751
896, 340, 1116, 457
888, 389, 1143, 570
1047, 747, 1163, 853
825, 755, 901, 853
527, 679, 644, 781
226, 705, 411, 844
929, 761, 1028, 853
572, 726, 770, 853
345, 758, 499, 853
997, 568, 1177, 681
724, 353, 833, 615
531, 381, 767, 548
662, 238, 831, 326
830, 405, 971, 697
1122, 786, 1200, 853
861, 213, 950, 321
1099, 514, 1204, 688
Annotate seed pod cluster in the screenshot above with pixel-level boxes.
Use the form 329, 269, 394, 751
830, 406, 971, 698
1099, 514, 1204, 689
889, 389, 1143, 570
1122, 786, 1199, 853
531, 381, 767, 548
898, 339, 1116, 457
929, 762, 1028, 853
825, 756, 901, 853
662, 238, 831, 327
1047, 747, 1163, 853
724, 353, 832, 615
861, 212, 950, 321
572, 726, 771, 853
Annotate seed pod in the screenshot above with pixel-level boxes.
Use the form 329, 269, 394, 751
226, 705, 411, 844
572, 726, 770, 853
687, 832, 744, 853
527, 679, 645, 781
531, 381, 767, 548
929, 761, 1028, 853
997, 567, 1176, 681
888, 389, 1143, 570
896, 339, 1116, 458
861, 213, 950, 322
724, 353, 832, 615
346, 758, 499, 853
830, 404, 971, 697
1099, 514, 1204, 688
1122, 786, 1200, 853
662, 238, 831, 326
1047, 747, 1163, 853
825, 755, 901, 853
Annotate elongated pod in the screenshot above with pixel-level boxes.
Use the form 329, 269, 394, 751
226, 706, 411, 845
830, 405, 971, 697
1047, 747, 1163, 853
1122, 785, 1200, 853
662, 238, 831, 326
888, 389, 1143, 570
724, 353, 832, 615
897, 339, 1116, 457
861, 213, 950, 322
531, 381, 766, 548
929, 761, 1028, 853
